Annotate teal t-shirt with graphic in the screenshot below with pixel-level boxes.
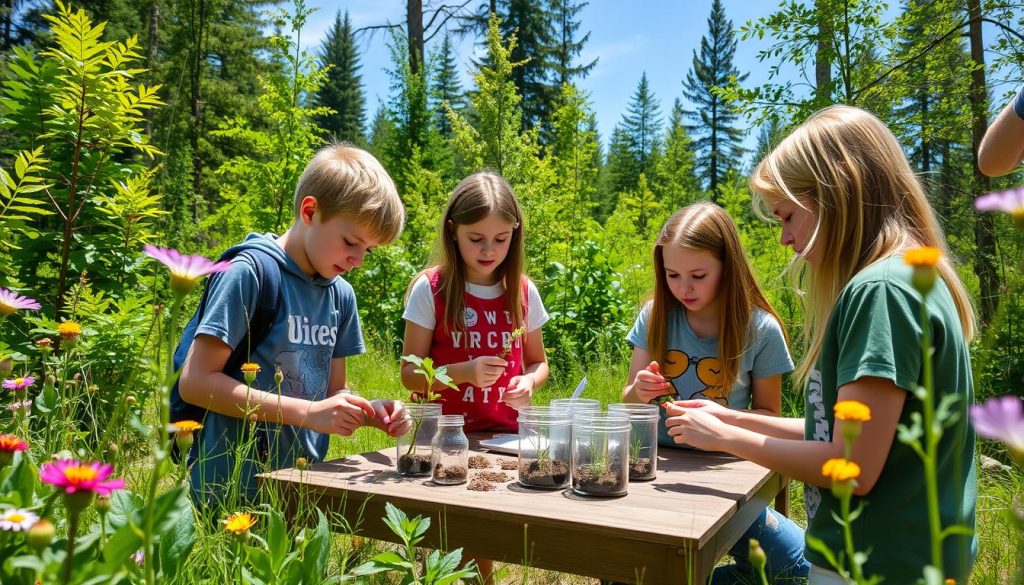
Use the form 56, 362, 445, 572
803, 255, 977, 582
627, 304, 794, 447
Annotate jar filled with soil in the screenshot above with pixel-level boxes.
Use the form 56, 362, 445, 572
397, 403, 442, 477
608, 403, 659, 481
572, 410, 630, 497
431, 415, 468, 485
517, 405, 572, 489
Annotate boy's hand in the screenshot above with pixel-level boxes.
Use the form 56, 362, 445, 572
501, 375, 534, 408
367, 399, 412, 437
466, 356, 508, 388
307, 393, 378, 436
633, 361, 674, 403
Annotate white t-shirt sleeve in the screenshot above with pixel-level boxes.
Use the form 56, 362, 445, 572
526, 279, 550, 332
402, 275, 436, 330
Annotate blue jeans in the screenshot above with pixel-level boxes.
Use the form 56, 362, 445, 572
709, 507, 810, 584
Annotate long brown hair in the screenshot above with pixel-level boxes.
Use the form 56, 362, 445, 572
647, 202, 786, 392
415, 172, 525, 337
749, 105, 976, 387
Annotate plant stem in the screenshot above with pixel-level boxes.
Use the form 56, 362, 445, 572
841, 494, 863, 582
63, 511, 79, 585
919, 295, 944, 573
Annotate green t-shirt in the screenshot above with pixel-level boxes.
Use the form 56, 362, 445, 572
803, 255, 977, 583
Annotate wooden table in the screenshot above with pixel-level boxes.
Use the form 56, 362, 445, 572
259, 436, 784, 584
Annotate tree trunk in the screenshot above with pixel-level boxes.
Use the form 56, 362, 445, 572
967, 0, 998, 324
145, 0, 160, 139
190, 0, 207, 224
407, 0, 424, 75
814, 4, 832, 104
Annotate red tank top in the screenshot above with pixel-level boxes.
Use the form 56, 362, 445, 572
423, 270, 528, 432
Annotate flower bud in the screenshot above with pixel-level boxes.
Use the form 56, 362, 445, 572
108, 442, 119, 455
748, 538, 767, 577
126, 395, 136, 406
274, 367, 284, 386
28, 519, 55, 554
64, 490, 95, 516
175, 431, 194, 454
294, 457, 308, 470
95, 495, 111, 515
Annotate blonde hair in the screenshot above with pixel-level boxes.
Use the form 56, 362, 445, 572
749, 105, 976, 387
648, 202, 787, 392
294, 143, 405, 244
418, 172, 525, 337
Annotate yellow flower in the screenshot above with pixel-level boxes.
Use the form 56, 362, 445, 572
240, 362, 261, 385
822, 458, 861, 482
223, 512, 256, 535
57, 321, 83, 342
834, 401, 871, 422
903, 246, 941, 267
904, 246, 941, 295
172, 421, 202, 434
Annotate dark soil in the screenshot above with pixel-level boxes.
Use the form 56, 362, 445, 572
628, 457, 654, 480
433, 463, 468, 483
573, 464, 626, 495
467, 477, 496, 491
468, 455, 491, 469
476, 471, 512, 482
518, 458, 570, 488
397, 454, 432, 475
498, 460, 519, 471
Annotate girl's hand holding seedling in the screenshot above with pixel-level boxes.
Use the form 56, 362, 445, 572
367, 399, 413, 437
633, 361, 674, 403
464, 355, 508, 388
663, 401, 731, 451
501, 374, 534, 408
307, 392, 379, 436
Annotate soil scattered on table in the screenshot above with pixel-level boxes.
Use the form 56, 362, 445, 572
397, 454, 432, 475
433, 463, 468, 483
573, 464, 626, 495
629, 457, 654, 479
467, 477, 496, 491
519, 459, 569, 487
498, 459, 518, 470
476, 471, 511, 483
469, 455, 491, 469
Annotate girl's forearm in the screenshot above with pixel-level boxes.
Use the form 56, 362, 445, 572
522, 361, 549, 388
723, 409, 805, 440
718, 425, 844, 489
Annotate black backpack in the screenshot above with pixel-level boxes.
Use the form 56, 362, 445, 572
170, 246, 282, 428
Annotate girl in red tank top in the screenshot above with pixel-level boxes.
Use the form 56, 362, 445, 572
400, 172, 550, 434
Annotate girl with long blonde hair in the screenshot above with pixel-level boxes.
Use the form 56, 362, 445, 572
664, 106, 977, 584
622, 202, 806, 583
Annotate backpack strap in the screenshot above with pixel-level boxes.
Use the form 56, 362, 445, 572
221, 249, 282, 374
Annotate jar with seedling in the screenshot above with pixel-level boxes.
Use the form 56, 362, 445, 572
572, 410, 630, 497
608, 403, 659, 481
431, 415, 468, 485
398, 355, 457, 477
517, 405, 572, 489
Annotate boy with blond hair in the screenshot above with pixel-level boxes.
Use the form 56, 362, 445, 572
180, 144, 410, 503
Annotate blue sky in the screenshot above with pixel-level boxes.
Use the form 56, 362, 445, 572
298, 1, 1012, 155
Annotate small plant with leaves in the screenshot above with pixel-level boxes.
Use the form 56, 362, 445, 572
350, 502, 478, 584
499, 324, 526, 359
397, 355, 458, 475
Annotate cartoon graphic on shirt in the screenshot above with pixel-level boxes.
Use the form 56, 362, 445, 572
661, 350, 728, 405
275, 348, 331, 399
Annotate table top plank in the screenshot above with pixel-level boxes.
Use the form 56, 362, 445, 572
261, 439, 778, 549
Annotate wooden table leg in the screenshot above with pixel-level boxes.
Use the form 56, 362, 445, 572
774, 480, 790, 518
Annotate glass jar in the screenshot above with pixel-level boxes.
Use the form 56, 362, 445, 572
396, 403, 442, 477
548, 397, 602, 417
517, 405, 572, 489
431, 415, 468, 485
572, 410, 630, 497
608, 403, 659, 481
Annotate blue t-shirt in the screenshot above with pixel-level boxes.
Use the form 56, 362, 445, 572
627, 303, 794, 447
190, 233, 365, 503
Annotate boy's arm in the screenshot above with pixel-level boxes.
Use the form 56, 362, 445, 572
180, 335, 375, 436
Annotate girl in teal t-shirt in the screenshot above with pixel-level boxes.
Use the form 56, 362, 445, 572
622, 202, 806, 584
663, 106, 977, 584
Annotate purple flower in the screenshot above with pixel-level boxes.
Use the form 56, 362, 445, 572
39, 459, 125, 496
6, 399, 31, 411
0, 287, 41, 317
2, 376, 36, 392
143, 245, 231, 297
971, 395, 1024, 467
975, 187, 1024, 229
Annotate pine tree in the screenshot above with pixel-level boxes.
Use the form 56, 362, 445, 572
315, 10, 366, 144
655, 98, 701, 208
499, 0, 556, 137
607, 72, 662, 195
682, 0, 748, 201
550, 0, 596, 88
430, 34, 465, 138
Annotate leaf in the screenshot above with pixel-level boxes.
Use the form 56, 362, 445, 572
265, 507, 288, 574
300, 511, 331, 579
158, 502, 195, 578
